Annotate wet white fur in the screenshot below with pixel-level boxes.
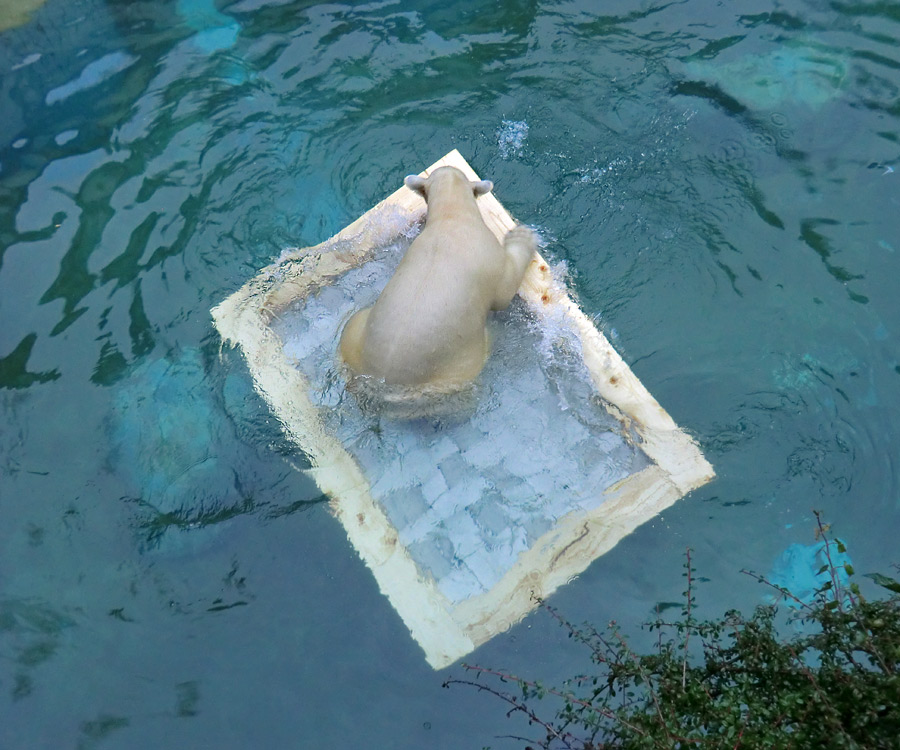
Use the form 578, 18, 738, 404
340, 166, 536, 389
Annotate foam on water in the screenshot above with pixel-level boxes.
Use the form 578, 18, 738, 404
497, 119, 529, 159
270, 234, 650, 604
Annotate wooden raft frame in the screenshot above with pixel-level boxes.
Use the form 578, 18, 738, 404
212, 150, 714, 669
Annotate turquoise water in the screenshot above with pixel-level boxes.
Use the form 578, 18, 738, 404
1, 0, 898, 747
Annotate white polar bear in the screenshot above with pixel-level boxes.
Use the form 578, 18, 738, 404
339, 166, 537, 413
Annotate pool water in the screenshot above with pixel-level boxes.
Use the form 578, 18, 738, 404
1, 0, 898, 747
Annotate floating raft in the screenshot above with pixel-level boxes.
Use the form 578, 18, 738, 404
212, 150, 714, 669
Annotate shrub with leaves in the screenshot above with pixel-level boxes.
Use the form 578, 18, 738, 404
445, 513, 900, 749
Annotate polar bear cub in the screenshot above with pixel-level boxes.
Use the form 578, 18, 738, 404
339, 166, 537, 406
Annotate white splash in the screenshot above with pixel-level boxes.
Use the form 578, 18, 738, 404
497, 119, 529, 159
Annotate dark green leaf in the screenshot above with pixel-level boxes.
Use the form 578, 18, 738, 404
864, 573, 900, 594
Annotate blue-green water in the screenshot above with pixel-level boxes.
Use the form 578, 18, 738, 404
1, 0, 898, 747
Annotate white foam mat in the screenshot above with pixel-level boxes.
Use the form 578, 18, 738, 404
212, 150, 714, 668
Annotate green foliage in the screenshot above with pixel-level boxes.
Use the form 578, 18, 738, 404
446, 514, 900, 749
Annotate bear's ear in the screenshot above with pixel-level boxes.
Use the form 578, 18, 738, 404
404, 174, 427, 197
471, 179, 493, 196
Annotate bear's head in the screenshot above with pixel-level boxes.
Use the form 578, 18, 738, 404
404, 166, 492, 201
